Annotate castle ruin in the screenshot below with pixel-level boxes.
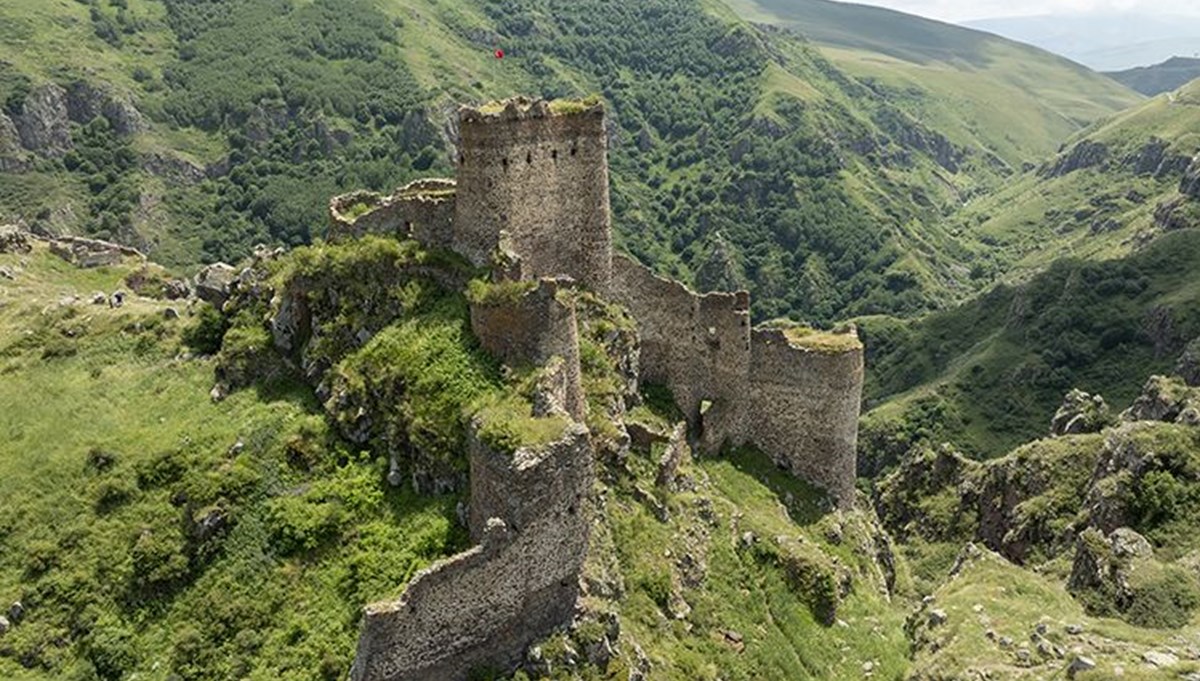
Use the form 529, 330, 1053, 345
339, 97, 863, 681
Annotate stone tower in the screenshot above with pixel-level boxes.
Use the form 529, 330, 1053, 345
454, 97, 613, 293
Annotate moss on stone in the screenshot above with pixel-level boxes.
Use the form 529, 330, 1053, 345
780, 325, 862, 353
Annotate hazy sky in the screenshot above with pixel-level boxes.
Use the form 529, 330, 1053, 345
849, 0, 1200, 22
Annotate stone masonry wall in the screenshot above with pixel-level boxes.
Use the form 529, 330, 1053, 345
469, 278, 586, 421
610, 254, 750, 422
350, 424, 593, 681
611, 254, 862, 507
744, 329, 863, 506
328, 179, 456, 249
455, 99, 613, 293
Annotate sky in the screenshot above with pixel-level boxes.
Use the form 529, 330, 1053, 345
847, 0, 1200, 22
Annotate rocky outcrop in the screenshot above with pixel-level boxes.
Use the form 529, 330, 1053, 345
0, 225, 31, 254
64, 80, 145, 135
194, 263, 238, 307
1181, 154, 1200, 199
12, 83, 72, 157
0, 113, 28, 171
1040, 140, 1108, 178
141, 152, 207, 185
1178, 338, 1200, 387
1123, 138, 1193, 177
1120, 375, 1199, 423
1050, 389, 1114, 436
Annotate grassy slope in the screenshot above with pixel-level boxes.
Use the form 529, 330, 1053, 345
0, 245, 465, 679
860, 229, 1200, 459
721, 0, 1143, 168
911, 548, 1198, 679
957, 80, 1200, 282
599, 440, 910, 680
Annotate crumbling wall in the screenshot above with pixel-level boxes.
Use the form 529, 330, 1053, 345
469, 278, 586, 421
744, 329, 864, 507
611, 254, 862, 507
328, 179, 456, 247
609, 254, 750, 422
455, 98, 612, 293
350, 423, 593, 681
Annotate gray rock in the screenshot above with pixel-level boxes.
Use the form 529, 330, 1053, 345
1051, 389, 1113, 436
0, 266, 13, 281
999, 636, 1014, 648
8, 601, 23, 623
194, 262, 237, 307
1066, 623, 1083, 635
1122, 375, 1194, 423
162, 278, 190, 301
109, 290, 125, 308
0, 113, 27, 171
1179, 338, 1200, 387
928, 609, 948, 627
0, 225, 31, 254
1069, 656, 1096, 674
1111, 527, 1153, 559
163, 307, 180, 320
1143, 650, 1179, 667
0, 615, 8, 635
91, 291, 108, 305
1016, 646, 1031, 663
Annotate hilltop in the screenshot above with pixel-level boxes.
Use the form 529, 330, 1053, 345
1108, 57, 1200, 96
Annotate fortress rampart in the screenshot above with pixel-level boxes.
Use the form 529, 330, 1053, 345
469, 278, 586, 422
350, 424, 593, 681
328, 179, 457, 250
345, 95, 863, 678
610, 254, 862, 506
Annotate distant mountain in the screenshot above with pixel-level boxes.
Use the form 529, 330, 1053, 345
722, 0, 1142, 168
964, 13, 1200, 71
1108, 57, 1200, 96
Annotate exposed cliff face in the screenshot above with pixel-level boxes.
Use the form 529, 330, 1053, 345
64, 80, 146, 136
1039, 140, 1109, 178
12, 83, 73, 157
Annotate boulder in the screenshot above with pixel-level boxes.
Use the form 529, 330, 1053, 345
1068, 527, 1154, 609
1051, 389, 1114, 436
0, 225, 31, 254
0, 615, 8, 635
194, 262, 238, 307
48, 236, 129, 268
1143, 650, 1179, 668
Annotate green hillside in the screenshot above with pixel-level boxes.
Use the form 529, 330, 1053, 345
859, 229, 1200, 465
1108, 57, 1200, 96
722, 0, 1143, 168
951, 79, 1200, 284
0, 0, 1145, 327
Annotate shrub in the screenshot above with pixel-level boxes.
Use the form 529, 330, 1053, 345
182, 304, 228, 355
1125, 563, 1200, 629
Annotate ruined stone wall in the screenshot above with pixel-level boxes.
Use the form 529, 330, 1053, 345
611, 254, 862, 507
609, 255, 750, 422
744, 329, 864, 507
328, 179, 456, 248
455, 99, 612, 293
351, 424, 593, 681
469, 278, 586, 421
